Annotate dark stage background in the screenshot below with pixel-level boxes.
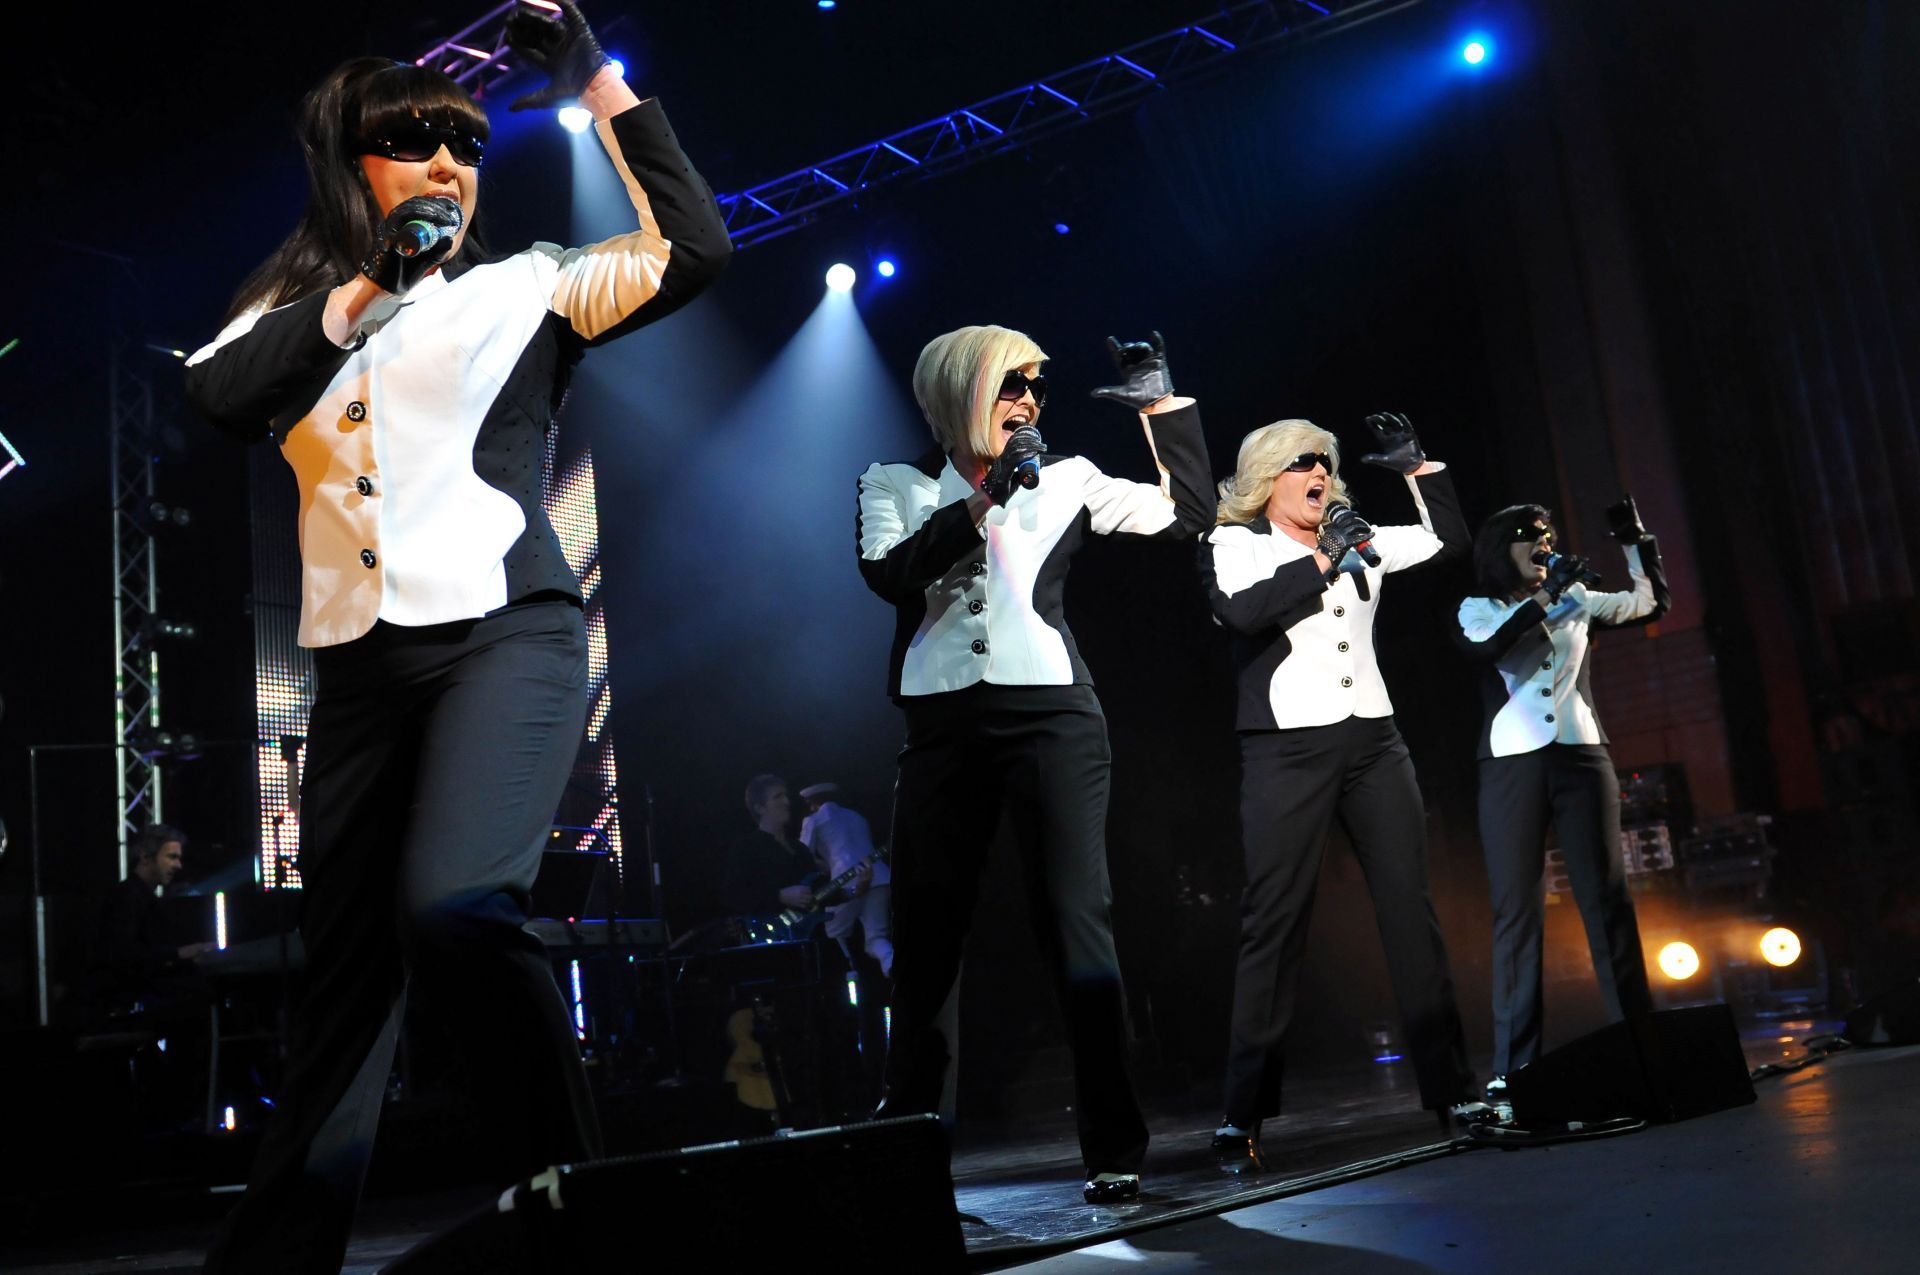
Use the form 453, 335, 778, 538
2, 0, 1916, 1110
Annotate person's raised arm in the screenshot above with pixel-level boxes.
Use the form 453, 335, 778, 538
514, 1, 731, 347
1083, 331, 1213, 539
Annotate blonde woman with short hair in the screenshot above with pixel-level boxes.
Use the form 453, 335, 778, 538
1200, 411, 1491, 1174
856, 326, 1212, 1204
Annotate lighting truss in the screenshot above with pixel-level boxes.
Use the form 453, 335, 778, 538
413, 0, 542, 97
715, 0, 1423, 248
0, 428, 23, 483
109, 343, 163, 877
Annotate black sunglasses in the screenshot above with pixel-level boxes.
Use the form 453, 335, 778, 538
1284, 452, 1332, 474
359, 119, 487, 168
1508, 522, 1557, 549
997, 369, 1048, 409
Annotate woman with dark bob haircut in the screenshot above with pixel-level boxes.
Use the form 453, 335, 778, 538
1455, 498, 1670, 1115
183, 5, 729, 1268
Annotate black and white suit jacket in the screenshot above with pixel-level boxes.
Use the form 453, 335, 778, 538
856, 401, 1212, 699
184, 99, 730, 648
1455, 539, 1671, 758
1200, 469, 1469, 731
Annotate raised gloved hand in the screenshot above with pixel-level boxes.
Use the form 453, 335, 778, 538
506, 0, 612, 112
981, 424, 1046, 505
1539, 551, 1592, 603
359, 195, 463, 295
1359, 412, 1427, 475
1605, 494, 1653, 544
1089, 331, 1174, 411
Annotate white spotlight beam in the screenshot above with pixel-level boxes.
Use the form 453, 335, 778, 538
716, 0, 1424, 249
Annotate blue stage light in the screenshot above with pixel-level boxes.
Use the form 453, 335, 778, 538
1462, 38, 1491, 66
557, 106, 594, 134
1053, 222, 1071, 236
825, 263, 857, 292
818, 0, 836, 9
876, 258, 897, 278
607, 58, 626, 80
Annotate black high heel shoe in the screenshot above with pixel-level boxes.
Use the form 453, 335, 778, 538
1083, 1173, 1141, 1204
1211, 1130, 1267, 1174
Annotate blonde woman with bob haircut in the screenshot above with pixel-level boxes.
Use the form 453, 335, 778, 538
1200, 411, 1492, 1175
856, 324, 1212, 1204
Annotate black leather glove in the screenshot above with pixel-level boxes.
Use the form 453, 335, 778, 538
1359, 412, 1427, 474
506, 0, 612, 112
1606, 494, 1653, 544
1317, 504, 1376, 577
1089, 331, 1174, 411
1540, 552, 1591, 603
359, 195, 463, 294
981, 425, 1046, 505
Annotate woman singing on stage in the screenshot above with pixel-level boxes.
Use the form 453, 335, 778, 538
182, 5, 729, 1268
1456, 498, 1669, 1112
856, 326, 1211, 1203
1201, 413, 1487, 1174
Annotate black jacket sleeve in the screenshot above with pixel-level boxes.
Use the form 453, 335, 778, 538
182, 291, 357, 443
1199, 536, 1329, 635
1409, 467, 1471, 570
1110, 402, 1215, 540
1453, 597, 1549, 662
1593, 536, 1673, 631
855, 455, 985, 603
574, 99, 733, 348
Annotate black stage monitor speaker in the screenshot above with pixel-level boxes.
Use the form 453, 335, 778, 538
385, 1113, 965, 1273
1508, 1004, 1756, 1127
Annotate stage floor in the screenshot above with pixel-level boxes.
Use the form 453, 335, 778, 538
999, 1041, 1920, 1274
3, 1021, 1896, 1274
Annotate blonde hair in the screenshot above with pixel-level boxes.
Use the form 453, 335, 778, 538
1215, 419, 1350, 525
912, 325, 1048, 461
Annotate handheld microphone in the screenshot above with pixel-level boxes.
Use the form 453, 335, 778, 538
1531, 549, 1602, 587
1009, 425, 1043, 491
1324, 501, 1381, 568
394, 198, 463, 258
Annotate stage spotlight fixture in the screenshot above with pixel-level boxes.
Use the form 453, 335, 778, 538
818, 0, 837, 9
1463, 41, 1486, 64
825, 262, 857, 292
139, 616, 199, 644
875, 258, 897, 279
127, 724, 203, 763
607, 58, 625, 79
1053, 222, 1071, 236
557, 106, 595, 134
1657, 941, 1701, 981
147, 500, 192, 528
1760, 927, 1802, 968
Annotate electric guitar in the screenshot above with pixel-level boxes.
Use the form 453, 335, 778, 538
769, 847, 891, 943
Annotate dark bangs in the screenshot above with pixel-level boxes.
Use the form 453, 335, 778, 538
347, 62, 490, 149
224, 57, 494, 321
1470, 503, 1554, 600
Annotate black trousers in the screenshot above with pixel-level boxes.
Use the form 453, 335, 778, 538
883, 682, 1148, 1177
204, 602, 600, 1274
1223, 715, 1474, 1127
1479, 743, 1653, 1076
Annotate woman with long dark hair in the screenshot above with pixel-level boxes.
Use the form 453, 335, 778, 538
856, 326, 1211, 1203
1200, 413, 1486, 1173
183, 5, 729, 1268
1456, 499, 1669, 1111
